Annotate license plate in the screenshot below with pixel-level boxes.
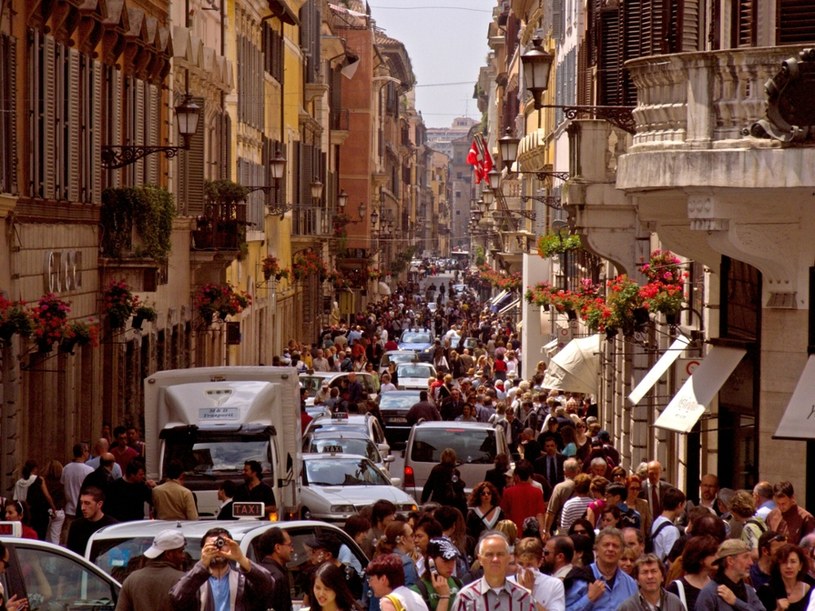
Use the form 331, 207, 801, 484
388, 417, 408, 424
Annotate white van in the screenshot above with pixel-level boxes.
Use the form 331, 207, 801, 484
402, 421, 510, 502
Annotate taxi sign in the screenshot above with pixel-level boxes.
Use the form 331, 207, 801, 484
322, 444, 344, 454
332, 411, 349, 421
232, 502, 265, 519
0, 522, 23, 537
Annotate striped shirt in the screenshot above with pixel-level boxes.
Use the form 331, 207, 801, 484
560, 495, 593, 532
451, 577, 535, 611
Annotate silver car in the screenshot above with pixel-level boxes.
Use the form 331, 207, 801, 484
300, 453, 417, 521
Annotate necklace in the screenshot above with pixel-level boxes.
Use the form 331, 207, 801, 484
786, 581, 802, 599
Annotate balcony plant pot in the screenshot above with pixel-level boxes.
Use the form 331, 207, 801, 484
633, 307, 650, 329
132, 316, 144, 330
606, 327, 619, 340
60, 338, 77, 354
200, 309, 214, 325
665, 311, 680, 326
107, 312, 127, 330
566, 309, 577, 321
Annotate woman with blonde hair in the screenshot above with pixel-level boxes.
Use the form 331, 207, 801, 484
374, 520, 419, 586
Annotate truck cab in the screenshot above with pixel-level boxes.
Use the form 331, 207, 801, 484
144, 367, 302, 519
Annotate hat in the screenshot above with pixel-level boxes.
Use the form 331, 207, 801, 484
143, 529, 185, 559
714, 539, 750, 564
427, 537, 460, 560
304, 533, 341, 558
321, 381, 330, 387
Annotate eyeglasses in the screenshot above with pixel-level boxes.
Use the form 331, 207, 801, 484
481, 491, 492, 496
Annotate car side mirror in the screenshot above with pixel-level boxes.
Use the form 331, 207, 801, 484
390, 477, 402, 487
384, 455, 394, 463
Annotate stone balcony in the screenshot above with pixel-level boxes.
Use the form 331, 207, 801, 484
618, 45, 815, 310
625, 45, 803, 150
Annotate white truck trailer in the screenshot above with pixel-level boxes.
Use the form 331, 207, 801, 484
143, 366, 302, 519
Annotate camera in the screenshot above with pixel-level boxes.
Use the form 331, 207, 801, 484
215, 537, 226, 549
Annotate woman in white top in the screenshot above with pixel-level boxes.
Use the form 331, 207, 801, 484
380, 372, 397, 394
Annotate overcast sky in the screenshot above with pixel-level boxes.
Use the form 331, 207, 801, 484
368, 1, 495, 129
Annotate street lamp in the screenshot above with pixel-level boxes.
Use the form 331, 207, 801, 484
101, 95, 201, 169
338, 189, 349, 211
521, 36, 554, 110
310, 177, 323, 200
498, 129, 520, 172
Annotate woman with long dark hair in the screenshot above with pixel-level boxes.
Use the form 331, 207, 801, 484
4, 499, 39, 540
758, 544, 813, 611
12, 460, 56, 540
311, 562, 363, 611
666, 535, 719, 611
420, 448, 466, 516
465, 481, 502, 541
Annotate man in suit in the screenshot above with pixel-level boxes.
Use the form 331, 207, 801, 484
534, 433, 566, 486
640, 460, 672, 519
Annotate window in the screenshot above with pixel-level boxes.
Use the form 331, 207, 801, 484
0, 34, 17, 193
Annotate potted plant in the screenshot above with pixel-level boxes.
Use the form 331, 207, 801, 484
0, 297, 34, 343
60, 320, 100, 353
102, 280, 137, 329
262, 256, 282, 281
606, 275, 647, 336
537, 232, 582, 258
194, 283, 252, 323
31, 294, 71, 353
524, 283, 552, 309
132, 305, 158, 330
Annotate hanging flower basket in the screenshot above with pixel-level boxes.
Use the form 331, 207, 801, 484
194, 283, 251, 323
102, 280, 137, 329
31, 294, 70, 352
132, 305, 158, 330
0, 297, 34, 343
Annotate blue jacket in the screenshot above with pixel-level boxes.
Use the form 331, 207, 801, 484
567, 564, 638, 611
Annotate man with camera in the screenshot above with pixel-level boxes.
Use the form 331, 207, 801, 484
169, 527, 273, 611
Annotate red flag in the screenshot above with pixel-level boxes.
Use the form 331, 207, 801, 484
466, 134, 494, 184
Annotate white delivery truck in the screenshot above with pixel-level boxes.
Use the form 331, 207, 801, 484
144, 366, 302, 519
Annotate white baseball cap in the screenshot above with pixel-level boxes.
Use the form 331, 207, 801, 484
143, 529, 186, 559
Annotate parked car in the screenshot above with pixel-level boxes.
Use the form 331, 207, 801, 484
303, 429, 393, 473
379, 350, 419, 375
300, 453, 417, 521
402, 421, 511, 502
395, 362, 436, 390
84, 519, 368, 597
0, 533, 120, 611
377, 390, 422, 442
304, 413, 390, 461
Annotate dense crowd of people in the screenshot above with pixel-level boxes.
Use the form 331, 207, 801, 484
3, 266, 815, 611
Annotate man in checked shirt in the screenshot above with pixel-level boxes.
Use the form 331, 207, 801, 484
451, 531, 537, 611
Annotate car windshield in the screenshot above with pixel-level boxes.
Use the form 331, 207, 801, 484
300, 375, 326, 395
409, 428, 498, 464
303, 457, 390, 486
163, 432, 272, 476
397, 364, 433, 378
400, 331, 431, 344
90, 536, 202, 582
308, 421, 368, 437
383, 353, 416, 366
379, 393, 419, 409
306, 438, 379, 462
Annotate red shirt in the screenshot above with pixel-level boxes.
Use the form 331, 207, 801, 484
301, 411, 313, 433
500, 481, 546, 531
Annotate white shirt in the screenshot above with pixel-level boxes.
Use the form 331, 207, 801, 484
509, 569, 565, 611
61, 461, 94, 515
651, 515, 681, 562
380, 383, 398, 393
391, 585, 430, 611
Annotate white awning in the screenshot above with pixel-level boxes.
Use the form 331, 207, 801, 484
378, 281, 391, 295
774, 355, 815, 439
499, 298, 520, 315
489, 290, 508, 306
628, 336, 691, 405
655, 345, 746, 433
542, 334, 603, 395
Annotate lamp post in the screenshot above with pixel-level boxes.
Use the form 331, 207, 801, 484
101, 95, 201, 169
241, 147, 291, 216
520, 37, 635, 133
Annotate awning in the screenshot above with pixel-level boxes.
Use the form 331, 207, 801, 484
654, 345, 746, 433
499, 298, 520, 315
628, 336, 691, 405
491, 292, 514, 313
489, 290, 508, 306
268, 0, 299, 25
774, 354, 815, 439
542, 334, 603, 395
378, 281, 391, 296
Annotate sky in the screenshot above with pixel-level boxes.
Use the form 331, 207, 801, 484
368, 1, 496, 129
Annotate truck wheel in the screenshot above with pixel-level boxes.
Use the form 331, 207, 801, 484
301, 507, 312, 519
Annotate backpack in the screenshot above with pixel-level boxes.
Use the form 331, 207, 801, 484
645, 519, 682, 556
746, 517, 768, 533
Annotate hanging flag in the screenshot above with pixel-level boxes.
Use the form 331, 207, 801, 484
466, 134, 494, 184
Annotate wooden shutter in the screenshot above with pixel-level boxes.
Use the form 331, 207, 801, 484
180, 97, 205, 216
91, 60, 102, 203
146, 83, 159, 185
552, 0, 563, 40
135, 79, 145, 182
681, 0, 700, 51
112, 68, 123, 188
597, 7, 622, 106
68, 48, 80, 202
577, 42, 592, 106
777, 0, 815, 44
0, 34, 17, 194
43, 36, 56, 200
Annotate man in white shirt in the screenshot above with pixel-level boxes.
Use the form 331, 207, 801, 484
510, 537, 565, 611
60, 442, 93, 544
651, 487, 686, 564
